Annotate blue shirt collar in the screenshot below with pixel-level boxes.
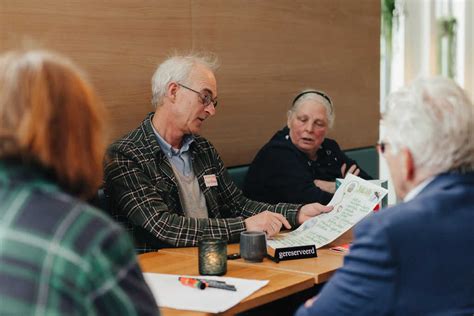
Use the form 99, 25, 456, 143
151, 124, 194, 157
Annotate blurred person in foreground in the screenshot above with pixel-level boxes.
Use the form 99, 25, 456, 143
0, 50, 158, 315
244, 89, 372, 205
104, 53, 332, 251
296, 77, 474, 316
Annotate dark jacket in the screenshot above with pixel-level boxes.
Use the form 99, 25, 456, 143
104, 114, 300, 250
296, 172, 474, 315
243, 127, 372, 205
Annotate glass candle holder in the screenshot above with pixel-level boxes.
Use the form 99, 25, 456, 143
198, 239, 227, 276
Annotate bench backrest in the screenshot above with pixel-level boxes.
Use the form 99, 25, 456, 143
228, 146, 378, 189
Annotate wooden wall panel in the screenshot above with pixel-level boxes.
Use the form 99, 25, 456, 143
194, 0, 380, 165
0, 0, 192, 139
0, 0, 379, 167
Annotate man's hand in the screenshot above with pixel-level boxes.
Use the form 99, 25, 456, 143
297, 203, 333, 225
244, 211, 292, 237
341, 163, 360, 177
314, 179, 336, 193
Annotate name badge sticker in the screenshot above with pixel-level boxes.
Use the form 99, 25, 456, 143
203, 174, 218, 187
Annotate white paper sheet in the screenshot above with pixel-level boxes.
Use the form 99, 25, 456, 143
267, 173, 388, 250
143, 273, 268, 313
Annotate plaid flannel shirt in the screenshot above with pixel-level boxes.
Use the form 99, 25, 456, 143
0, 161, 158, 316
105, 113, 301, 250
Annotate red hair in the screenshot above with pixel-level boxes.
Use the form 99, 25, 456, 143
0, 50, 105, 199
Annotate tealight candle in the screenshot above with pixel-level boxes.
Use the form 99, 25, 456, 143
198, 239, 227, 276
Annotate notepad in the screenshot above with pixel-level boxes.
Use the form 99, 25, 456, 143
143, 273, 268, 313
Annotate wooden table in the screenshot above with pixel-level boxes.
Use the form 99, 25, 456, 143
139, 251, 315, 316
160, 229, 352, 284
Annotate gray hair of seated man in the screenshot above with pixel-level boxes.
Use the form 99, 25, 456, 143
383, 76, 474, 175
289, 89, 335, 128
151, 52, 219, 109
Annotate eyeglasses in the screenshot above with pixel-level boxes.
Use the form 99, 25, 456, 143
377, 141, 387, 154
178, 83, 218, 108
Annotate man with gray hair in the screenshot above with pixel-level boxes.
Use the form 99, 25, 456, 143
296, 76, 474, 315
105, 53, 332, 250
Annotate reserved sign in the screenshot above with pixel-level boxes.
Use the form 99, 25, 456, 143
268, 244, 317, 263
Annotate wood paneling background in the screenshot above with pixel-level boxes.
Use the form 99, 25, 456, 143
0, 0, 380, 166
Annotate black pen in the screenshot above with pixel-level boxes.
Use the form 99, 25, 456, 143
199, 278, 226, 284
199, 278, 237, 291
205, 282, 237, 291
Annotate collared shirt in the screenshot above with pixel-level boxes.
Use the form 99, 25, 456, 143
105, 113, 301, 250
0, 161, 159, 316
151, 123, 194, 176
403, 176, 436, 202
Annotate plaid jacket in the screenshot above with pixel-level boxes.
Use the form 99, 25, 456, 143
105, 113, 301, 250
0, 161, 158, 316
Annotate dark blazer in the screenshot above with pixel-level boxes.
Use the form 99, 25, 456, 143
296, 172, 474, 316
104, 114, 300, 250
243, 127, 372, 205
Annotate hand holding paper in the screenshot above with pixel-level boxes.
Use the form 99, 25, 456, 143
297, 203, 333, 224
268, 174, 388, 252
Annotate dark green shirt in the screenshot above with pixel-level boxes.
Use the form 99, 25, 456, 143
0, 161, 159, 315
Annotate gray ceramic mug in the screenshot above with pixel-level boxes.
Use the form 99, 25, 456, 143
240, 231, 267, 262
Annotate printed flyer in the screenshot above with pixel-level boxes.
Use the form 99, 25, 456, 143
267, 173, 388, 254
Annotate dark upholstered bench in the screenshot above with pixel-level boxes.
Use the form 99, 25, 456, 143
227, 146, 378, 189
94, 146, 378, 208
227, 165, 250, 190
344, 146, 379, 179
